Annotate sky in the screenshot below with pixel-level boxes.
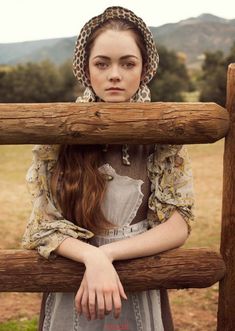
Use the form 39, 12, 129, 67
0, 0, 235, 43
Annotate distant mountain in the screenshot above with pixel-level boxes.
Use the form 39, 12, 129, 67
150, 13, 235, 68
0, 13, 234, 68
0, 37, 76, 65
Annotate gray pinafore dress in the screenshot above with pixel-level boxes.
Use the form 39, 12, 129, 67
42, 162, 165, 331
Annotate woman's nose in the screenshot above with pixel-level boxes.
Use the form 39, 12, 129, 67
108, 65, 121, 81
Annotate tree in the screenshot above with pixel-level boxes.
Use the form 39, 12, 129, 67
0, 60, 85, 103
0, 60, 63, 102
58, 60, 84, 101
149, 45, 193, 101
199, 42, 235, 107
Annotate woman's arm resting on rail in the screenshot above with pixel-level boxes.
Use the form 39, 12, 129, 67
55, 236, 100, 264
99, 210, 188, 262
55, 237, 127, 320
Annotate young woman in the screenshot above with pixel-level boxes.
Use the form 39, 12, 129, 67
22, 6, 194, 331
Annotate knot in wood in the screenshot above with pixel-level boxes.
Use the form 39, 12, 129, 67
95, 111, 101, 118
70, 131, 81, 137
175, 125, 185, 135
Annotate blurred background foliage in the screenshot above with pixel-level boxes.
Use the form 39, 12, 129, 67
149, 45, 194, 102
199, 42, 235, 106
0, 42, 234, 105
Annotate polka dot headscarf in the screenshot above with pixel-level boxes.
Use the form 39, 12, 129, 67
73, 6, 159, 87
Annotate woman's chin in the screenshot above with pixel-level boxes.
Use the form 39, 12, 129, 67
103, 96, 129, 103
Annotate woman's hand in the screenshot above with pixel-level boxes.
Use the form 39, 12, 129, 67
75, 250, 127, 320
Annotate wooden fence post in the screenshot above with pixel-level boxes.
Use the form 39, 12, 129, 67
218, 63, 235, 330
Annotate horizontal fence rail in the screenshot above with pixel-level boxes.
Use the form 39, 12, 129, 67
0, 248, 225, 292
0, 102, 229, 145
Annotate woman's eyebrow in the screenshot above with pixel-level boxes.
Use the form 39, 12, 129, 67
120, 55, 139, 60
92, 55, 139, 60
93, 55, 110, 60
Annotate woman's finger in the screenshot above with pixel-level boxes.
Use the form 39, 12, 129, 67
96, 290, 105, 319
75, 285, 84, 314
81, 289, 91, 320
117, 278, 128, 300
112, 291, 122, 319
88, 289, 96, 320
104, 291, 113, 315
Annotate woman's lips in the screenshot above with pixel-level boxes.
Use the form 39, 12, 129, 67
106, 87, 124, 91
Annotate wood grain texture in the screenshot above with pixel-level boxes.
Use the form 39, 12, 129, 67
0, 249, 225, 292
0, 102, 229, 144
218, 64, 235, 331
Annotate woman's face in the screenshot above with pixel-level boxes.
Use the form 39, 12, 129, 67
88, 29, 143, 102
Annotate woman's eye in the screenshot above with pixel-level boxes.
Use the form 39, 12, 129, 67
123, 62, 135, 69
95, 62, 108, 69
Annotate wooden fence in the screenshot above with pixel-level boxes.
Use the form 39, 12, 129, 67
0, 63, 234, 330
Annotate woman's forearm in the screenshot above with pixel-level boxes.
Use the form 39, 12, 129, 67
99, 210, 189, 262
55, 211, 188, 264
55, 237, 103, 265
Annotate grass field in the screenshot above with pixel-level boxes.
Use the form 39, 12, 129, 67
0, 141, 224, 330
0, 318, 38, 331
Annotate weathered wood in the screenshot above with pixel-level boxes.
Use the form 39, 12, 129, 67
218, 64, 235, 331
0, 249, 225, 292
0, 102, 229, 144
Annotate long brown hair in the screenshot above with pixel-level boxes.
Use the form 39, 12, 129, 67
51, 19, 147, 234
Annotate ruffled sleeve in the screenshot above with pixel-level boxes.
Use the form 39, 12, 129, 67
22, 145, 94, 259
147, 144, 194, 233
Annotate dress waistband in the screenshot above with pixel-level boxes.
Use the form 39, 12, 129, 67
96, 219, 149, 238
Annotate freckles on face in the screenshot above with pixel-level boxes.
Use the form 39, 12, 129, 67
88, 30, 143, 102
